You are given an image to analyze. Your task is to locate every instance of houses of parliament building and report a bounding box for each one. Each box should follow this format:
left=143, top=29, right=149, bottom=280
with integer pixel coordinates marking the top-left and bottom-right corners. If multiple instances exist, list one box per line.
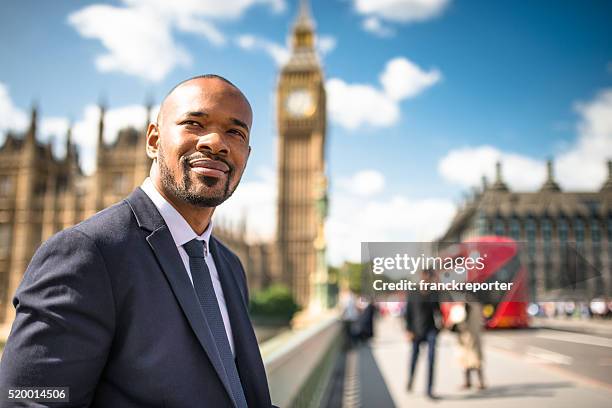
left=0, top=0, right=329, bottom=326
left=439, top=160, right=612, bottom=302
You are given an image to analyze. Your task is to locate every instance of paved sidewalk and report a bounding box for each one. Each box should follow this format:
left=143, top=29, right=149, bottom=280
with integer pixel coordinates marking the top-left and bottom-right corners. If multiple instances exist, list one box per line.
left=360, top=316, right=612, bottom=408
left=531, top=317, right=612, bottom=337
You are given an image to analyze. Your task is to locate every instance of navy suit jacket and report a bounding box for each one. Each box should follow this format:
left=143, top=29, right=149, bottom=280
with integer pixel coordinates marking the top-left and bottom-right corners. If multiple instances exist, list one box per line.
left=0, top=187, right=273, bottom=407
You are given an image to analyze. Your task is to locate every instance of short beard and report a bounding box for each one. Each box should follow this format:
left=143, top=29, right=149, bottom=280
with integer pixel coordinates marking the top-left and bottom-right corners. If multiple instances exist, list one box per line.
left=158, top=146, right=236, bottom=208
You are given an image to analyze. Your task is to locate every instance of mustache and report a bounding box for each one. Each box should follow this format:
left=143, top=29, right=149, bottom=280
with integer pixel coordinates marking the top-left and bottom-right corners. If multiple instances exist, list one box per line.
left=182, top=153, right=234, bottom=172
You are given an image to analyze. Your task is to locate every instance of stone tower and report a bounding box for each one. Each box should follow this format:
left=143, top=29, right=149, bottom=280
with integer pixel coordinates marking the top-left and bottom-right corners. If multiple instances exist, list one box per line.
left=276, top=0, right=328, bottom=307
left=89, top=100, right=153, bottom=216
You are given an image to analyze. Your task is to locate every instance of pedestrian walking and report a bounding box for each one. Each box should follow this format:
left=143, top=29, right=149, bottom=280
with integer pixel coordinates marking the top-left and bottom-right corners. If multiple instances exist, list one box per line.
left=457, top=301, right=486, bottom=390
left=359, top=300, right=377, bottom=342
left=342, top=292, right=360, bottom=349
left=404, top=269, right=442, bottom=399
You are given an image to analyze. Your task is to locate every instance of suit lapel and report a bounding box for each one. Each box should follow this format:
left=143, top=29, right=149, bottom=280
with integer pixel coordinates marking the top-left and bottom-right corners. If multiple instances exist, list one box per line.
left=211, top=238, right=272, bottom=407
left=125, top=188, right=237, bottom=408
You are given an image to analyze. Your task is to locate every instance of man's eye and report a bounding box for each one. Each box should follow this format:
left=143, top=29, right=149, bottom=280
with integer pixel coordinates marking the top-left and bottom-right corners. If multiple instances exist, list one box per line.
left=229, top=129, right=246, bottom=139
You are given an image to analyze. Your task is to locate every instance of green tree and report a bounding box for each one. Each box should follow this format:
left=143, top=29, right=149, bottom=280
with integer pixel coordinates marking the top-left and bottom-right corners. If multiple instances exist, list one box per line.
left=249, top=284, right=300, bottom=323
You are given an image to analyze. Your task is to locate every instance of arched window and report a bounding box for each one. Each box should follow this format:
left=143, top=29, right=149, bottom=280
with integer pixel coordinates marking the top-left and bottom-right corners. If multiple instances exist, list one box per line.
left=477, top=211, right=487, bottom=235
left=495, top=217, right=505, bottom=236
left=591, top=218, right=601, bottom=243
left=542, top=218, right=553, bottom=290
left=591, top=218, right=602, bottom=268
left=510, top=218, right=521, bottom=240
left=558, top=218, right=568, bottom=243
left=542, top=219, right=552, bottom=243
left=574, top=218, right=585, bottom=247
left=526, top=217, right=536, bottom=258
left=0, top=176, right=12, bottom=196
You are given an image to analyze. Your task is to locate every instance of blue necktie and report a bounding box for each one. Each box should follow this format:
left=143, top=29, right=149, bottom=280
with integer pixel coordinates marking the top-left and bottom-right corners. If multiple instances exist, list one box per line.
left=183, top=239, right=248, bottom=408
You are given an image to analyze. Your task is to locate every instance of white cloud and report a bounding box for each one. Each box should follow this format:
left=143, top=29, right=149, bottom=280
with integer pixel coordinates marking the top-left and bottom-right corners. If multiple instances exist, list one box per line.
left=0, top=82, right=28, bottom=138
left=175, top=15, right=226, bottom=46
left=39, top=117, right=71, bottom=157
left=326, top=57, right=440, bottom=130
left=557, top=88, right=612, bottom=189
left=68, top=0, right=286, bottom=81
left=235, top=33, right=336, bottom=66
left=317, top=35, right=337, bottom=56
left=438, top=146, right=546, bottom=191
left=338, top=169, right=386, bottom=197
left=235, top=34, right=290, bottom=66
left=326, top=78, right=399, bottom=129
left=438, top=89, right=612, bottom=191
left=380, top=57, right=442, bottom=101
left=362, top=16, right=395, bottom=37
left=40, top=117, right=70, bottom=140
left=68, top=5, right=191, bottom=82
left=327, top=187, right=455, bottom=264
left=123, top=0, right=285, bottom=19
left=354, top=0, right=451, bottom=37
left=354, top=0, right=450, bottom=23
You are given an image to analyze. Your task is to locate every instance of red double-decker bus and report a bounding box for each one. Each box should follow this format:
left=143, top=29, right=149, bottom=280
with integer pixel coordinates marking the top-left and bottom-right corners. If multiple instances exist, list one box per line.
left=439, top=236, right=529, bottom=329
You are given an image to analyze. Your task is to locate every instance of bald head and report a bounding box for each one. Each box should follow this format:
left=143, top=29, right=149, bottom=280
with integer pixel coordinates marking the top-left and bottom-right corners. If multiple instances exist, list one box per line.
left=157, top=75, right=252, bottom=127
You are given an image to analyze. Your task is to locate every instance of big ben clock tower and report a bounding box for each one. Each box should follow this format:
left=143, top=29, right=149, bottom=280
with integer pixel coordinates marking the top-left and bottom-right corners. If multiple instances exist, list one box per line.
left=276, top=0, right=328, bottom=308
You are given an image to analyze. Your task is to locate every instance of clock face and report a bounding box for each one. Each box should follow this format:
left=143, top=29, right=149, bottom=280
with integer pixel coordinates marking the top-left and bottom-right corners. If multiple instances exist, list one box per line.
left=285, top=89, right=315, bottom=118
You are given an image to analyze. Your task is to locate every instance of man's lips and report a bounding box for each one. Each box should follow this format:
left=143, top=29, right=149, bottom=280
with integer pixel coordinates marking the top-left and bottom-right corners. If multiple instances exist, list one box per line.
left=188, top=159, right=230, bottom=178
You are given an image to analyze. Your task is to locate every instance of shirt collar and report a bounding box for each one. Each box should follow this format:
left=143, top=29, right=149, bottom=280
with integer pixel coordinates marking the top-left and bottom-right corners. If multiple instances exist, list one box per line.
left=141, top=177, right=213, bottom=256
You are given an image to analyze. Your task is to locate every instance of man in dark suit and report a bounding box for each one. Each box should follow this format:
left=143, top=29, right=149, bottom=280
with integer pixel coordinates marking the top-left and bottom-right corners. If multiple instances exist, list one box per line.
left=404, top=269, right=441, bottom=400
left=0, top=75, right=274, bottom=407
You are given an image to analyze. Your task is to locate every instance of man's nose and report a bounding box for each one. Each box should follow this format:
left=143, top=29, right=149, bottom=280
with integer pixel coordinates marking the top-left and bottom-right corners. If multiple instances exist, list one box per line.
left=196, top=130, right=229, bottom=156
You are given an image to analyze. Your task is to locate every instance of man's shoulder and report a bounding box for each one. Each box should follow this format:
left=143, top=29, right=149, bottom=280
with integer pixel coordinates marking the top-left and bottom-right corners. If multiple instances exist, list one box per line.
left=78, top=200, right=136, bottom=235
left=48, top=200, right=138, bottom=248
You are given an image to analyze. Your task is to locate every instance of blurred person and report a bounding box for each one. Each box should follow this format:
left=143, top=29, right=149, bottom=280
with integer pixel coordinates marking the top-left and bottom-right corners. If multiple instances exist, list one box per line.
left=555, top=302, right=564, bottom=317
left=404, top=269, right=442, bottom=399
left=580, top=302, right=592, bottom=319
left=590, top=298, right=607, bottom=318
left=359, top=299, right=377, bottom=342
left=342, top=291, right=360, bottom=348
left=564, top=301, right=576, bottom=317
left=457, top=302, right=486, bottom=390
left=0, top=75, right=276, bottom=407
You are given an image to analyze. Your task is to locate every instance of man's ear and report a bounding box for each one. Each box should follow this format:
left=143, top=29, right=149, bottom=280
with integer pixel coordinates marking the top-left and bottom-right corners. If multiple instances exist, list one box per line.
left=146, top=122, right=160, bottom=160
left=239, top=145, right=251, bottom=174
left=244, top=145, right=252, bottom=168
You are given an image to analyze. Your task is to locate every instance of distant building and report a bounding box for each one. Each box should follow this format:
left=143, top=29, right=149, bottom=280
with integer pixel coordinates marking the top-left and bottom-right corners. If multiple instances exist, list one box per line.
left=438, top=160, right=612, bottom=301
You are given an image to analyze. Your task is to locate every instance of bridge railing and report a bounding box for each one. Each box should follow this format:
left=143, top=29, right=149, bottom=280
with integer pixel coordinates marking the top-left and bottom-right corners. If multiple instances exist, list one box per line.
left=261, top=312, right=342, bottom=408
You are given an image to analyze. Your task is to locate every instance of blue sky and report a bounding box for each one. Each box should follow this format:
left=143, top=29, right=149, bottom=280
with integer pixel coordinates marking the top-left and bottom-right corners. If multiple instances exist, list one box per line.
left=1, top=0, right=611, bottom=264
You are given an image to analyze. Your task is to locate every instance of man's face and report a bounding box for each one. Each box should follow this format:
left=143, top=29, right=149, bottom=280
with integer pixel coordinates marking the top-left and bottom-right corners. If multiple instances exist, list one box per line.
left=148, top=78, right=252, bottom=208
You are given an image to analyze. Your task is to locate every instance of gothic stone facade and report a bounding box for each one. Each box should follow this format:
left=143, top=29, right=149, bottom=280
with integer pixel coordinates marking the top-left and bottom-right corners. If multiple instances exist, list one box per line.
left=439, top=160, right=612, bottom=301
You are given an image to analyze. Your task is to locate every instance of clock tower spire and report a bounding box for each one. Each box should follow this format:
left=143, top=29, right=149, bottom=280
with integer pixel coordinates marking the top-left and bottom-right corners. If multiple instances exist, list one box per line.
left=276, top=0, right=328, bottom=308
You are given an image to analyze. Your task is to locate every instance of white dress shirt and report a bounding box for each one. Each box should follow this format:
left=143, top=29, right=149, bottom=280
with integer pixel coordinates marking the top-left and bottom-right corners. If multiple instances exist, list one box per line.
left=141, top=177, right=235, bottom=355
